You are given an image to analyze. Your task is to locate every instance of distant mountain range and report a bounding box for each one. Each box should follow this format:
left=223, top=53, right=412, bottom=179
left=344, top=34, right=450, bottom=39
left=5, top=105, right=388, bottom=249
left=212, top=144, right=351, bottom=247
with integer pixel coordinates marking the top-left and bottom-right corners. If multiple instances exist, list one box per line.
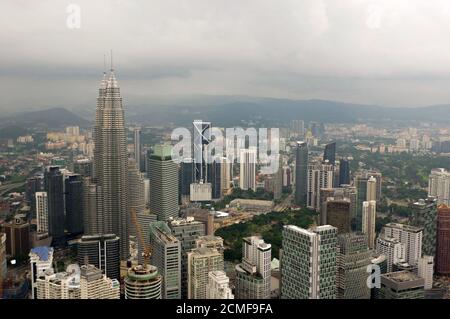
left=0, top=108, right=90, bottom=132
left=1, top=97, right=450, bottom=134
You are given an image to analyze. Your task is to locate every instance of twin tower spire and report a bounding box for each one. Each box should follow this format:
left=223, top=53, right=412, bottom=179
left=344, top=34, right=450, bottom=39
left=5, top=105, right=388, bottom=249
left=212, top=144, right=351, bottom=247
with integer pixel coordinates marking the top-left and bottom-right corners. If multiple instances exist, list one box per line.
left=100, top=51, right=119, bottom=92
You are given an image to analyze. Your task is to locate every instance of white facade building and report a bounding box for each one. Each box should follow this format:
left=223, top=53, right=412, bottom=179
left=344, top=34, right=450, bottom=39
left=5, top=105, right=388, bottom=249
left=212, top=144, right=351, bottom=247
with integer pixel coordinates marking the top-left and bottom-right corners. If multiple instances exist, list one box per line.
left=417, top=255, right=434, bottom=290
left=239, top=148, right=257, bottom=191
left=428, top=168, right=450, bottom=205
left=206, top=270, right=234, bottom=299
left=362, top=200, right=377, bottom=249
left=35, top=192, right=48, bottom=234
left=307, top=161, right=334, bottom=210
left=383, top=223, right=423, bottom=266
left=376, top=236, right=405, bottom=273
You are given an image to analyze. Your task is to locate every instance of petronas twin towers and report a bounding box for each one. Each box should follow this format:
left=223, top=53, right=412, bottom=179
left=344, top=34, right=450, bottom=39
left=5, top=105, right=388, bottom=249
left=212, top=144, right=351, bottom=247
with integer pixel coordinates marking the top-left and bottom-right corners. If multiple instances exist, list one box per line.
left=91, top=68, right=129, bottom=260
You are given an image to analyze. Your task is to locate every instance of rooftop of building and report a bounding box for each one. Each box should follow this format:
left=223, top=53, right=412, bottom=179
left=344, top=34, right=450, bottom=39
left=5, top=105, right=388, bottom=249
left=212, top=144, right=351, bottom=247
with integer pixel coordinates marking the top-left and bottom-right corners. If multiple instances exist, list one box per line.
left=29, top=246, right=53, bottom=261
left=384, top=222, right=423, bottom=233
left=382, top=270, right=422, bottom=283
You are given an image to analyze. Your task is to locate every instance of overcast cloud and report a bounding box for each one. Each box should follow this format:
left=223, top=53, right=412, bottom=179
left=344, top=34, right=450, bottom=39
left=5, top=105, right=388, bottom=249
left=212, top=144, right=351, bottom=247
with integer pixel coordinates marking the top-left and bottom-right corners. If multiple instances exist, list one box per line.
left=2, top=0, right=450, bottom=113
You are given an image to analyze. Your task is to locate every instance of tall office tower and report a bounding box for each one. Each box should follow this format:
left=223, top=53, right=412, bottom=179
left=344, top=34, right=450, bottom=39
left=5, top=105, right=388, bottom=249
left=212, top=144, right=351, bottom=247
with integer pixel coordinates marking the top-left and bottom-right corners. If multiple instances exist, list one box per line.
left=187, top=247, right=224, bottom=299
left=382, top=223, right=423, bottom=266
left=428, top=168, right=450, bottom=205
left=124, top=265, right=162, bottom=299
left=149, top=144, right=179, bottom=221
left=239, top=148, right=257, bottom=191
left=336, top=233, right=371, bottom=299
left=192, top=120, right=211, bottom=183
left=76, top=234, right=120, bottom=281
left=29, top=246, right=54, bottom=299
left=35, top=268, right=80, bottom=299
left=355, top=172, right=382, bottom=230
left=0, top=233, right=6, bottom=280
left=206, top=271, right=234, bottom=299
left=128, top=159, right=146, bottom=240
left=35, top=192, right=48, bottom=234
left=339, top=159, right=350, bottom=186
left=144, top=178, right=150, bottom=206
left=411, top=198, right=437, bottom=256
left=79, top=264, right=120, bottom=299
left=149, top=221, right=181, bottom=299
left=169, top=217, right=205, bottom=298
left=44, top=166, right=65, bottom=243
left=207, top=160, right=222, bottom=199
left=179, top=160, right=193, bottom=201
left=321, top=197, right=352, bottom=234
left=64, top=174, right=83, bottom=235
left=294, top=141, right=308, bottom=206
left=291, top=120, right=304, bottom=137
left=366, top=176, right=377, bottom=201
left=376, top=236, right=405, bottom=272
left=378, top=271, right=425, bottom=299
left=436, top=204, right=450, bottom=275
left=323, top=142, right=336, bottom=165
left=281, top=225, right=337, bottom=299
left=133, top=127, right=142, bottom=171
left=2, top=216, right=30, bottom=258
left=273, top=155, right=283, bottom=200
left=417, top=256, right=434, bottom=290
left=82, top=178, right=104, bottom=235
left=235, top=236, right=271, bottom=299
left=26, top=175, right=44, bottom=218
left=220, top=157, right=232, bottom=196
left=362, top=200, right=377, bottom=249
left=73, top=158, right=93, bottom=178
left=93, top=68, right=129, bottom=260
left=307, top=161, right=334, bottom=211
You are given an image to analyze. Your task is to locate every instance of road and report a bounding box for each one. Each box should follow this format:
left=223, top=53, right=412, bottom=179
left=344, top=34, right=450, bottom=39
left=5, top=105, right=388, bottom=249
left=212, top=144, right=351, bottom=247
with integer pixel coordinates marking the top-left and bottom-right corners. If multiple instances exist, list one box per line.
left=0, top=182, right=25, bottom=196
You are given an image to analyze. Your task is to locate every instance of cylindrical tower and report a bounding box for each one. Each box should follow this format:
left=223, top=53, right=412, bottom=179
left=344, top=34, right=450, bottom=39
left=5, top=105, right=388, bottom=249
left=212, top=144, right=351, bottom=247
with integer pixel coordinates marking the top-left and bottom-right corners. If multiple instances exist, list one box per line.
left=124, top=265, right=162, bottom=299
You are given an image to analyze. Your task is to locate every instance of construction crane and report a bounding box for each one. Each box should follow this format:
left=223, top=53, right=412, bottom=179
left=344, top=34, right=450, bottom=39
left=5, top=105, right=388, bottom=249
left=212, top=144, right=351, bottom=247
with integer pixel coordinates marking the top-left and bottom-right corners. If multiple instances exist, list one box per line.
left=130, top=208, right=151, bottom=267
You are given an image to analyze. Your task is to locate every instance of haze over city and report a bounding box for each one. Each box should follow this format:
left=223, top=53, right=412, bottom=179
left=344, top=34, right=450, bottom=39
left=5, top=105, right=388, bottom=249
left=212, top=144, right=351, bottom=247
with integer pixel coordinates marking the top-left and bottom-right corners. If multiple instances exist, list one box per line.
left=4, top=0, right=450, bottom=114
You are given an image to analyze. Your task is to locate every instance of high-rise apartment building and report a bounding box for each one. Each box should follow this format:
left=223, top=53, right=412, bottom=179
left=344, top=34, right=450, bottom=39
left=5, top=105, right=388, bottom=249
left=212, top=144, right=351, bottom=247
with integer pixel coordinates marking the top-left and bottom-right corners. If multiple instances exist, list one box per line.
left=417, top=255, right=434, bottom=290
left=149, top=144, right=179, bottom=221
left=149, top=221, right=181, bottom=299
left=307, top=161, right=334, bottom=210
left=428, top=168, right=450, bottom=205
left=76, top=234, right=120, bottom=281
left=235, top=236, right=271, bottom=299
left=294, top=141, right=308, bottom=206
left=376, top=236, right=405, bottom=272
left=436, top=204, right=450, bottom=275
left=206, top=271, right=234, bottom=299
left=281, top=225, right=337, bottom=299
left=187, top=247, right=224, bottom=299
left=26, top=175, right=44, bottom=218
left=80, top=264, right=120, bottom=299
left=382, top=223, right=423, bottom=266
left=336, top=233, right=371, bottom=299
left=29, top=246, right=54, bottom=299
left=239, top=148, right=257, bottom=191
left=362, top=200, right=377, bottom=249
left=35, top=192, right=48, bottom=234
left=93, top=69, right=129, bottom=260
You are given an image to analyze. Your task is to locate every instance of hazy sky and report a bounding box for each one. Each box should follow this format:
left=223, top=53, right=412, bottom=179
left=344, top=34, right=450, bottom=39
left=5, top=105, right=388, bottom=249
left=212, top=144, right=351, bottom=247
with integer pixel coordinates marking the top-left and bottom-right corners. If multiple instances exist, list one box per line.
left=3, top=0, right=450, bottom=113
